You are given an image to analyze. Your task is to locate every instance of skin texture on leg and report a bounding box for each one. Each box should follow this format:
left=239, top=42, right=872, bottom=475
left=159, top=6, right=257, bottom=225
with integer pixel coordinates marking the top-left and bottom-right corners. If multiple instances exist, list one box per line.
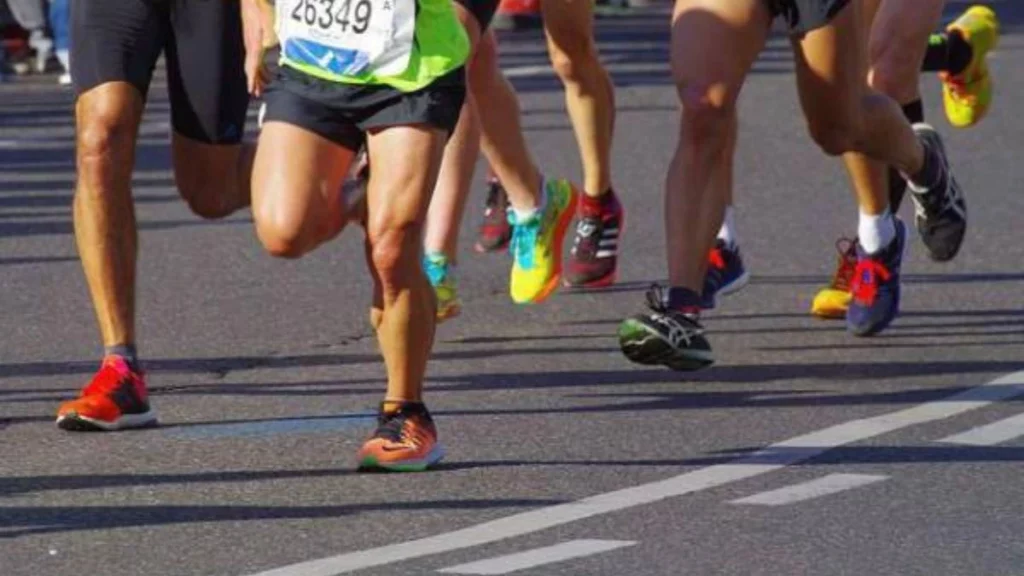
left=172, top=134, right=255, bottom=219
left=667, top=0, right=769, bottom=291
left=472, top=30, right=543, bottom=212
left=251, top=122, right=355, bottom=259
left=792, top=1, right=925, bottom=181
left=840, top=0, right=945, bottom=217
left=542, top=0, right=615, bottom=198
left=422, top=5, right=483, bottom=262
left=364, top=126, right=447, bottom=403
left=73, top=82, right=145, bottom=349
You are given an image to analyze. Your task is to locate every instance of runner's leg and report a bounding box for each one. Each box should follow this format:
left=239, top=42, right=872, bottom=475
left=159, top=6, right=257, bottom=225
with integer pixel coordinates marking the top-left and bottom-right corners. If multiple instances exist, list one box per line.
left=617, top=0, right=770, bottom=371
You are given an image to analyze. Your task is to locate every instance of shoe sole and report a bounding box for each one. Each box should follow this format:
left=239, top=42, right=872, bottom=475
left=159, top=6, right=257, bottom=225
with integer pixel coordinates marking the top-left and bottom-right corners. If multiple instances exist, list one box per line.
left=618, top=318, right=714, bottom=372
left=514, top=184, right=579, bottom=304
left=358, top=444, right=445, bottom=473
left=56, top=410, right=158, bottom=432
left=474, top=239, right=510, bottom=254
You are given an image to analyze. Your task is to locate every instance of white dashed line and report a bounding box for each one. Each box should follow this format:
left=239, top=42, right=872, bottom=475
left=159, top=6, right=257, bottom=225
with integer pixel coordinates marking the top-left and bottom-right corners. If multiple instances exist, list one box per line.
left=729, top=473, right=889, bottom=506
left=939, top=412, right=1024, bottom=446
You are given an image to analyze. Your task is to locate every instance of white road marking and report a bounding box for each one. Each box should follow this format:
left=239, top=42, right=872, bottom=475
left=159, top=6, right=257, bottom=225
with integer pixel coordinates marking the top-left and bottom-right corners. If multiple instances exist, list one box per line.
left=436, top=540, right=636, bottom=575
left=939, top=412, right=1024, bottom=446
left=729, top=473, right=888, bottom=506
left=246, top=370, right=1024, bottom=576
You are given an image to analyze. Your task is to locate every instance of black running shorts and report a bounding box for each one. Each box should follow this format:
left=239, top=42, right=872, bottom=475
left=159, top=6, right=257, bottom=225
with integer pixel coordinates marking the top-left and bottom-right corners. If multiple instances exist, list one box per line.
left=453, top=0, right=500, bottom=31
left=70, top=0, right=250, bottom=144
left=765, top=0, right=851, bottom=35
left=259, top=65, right=466, bottom=152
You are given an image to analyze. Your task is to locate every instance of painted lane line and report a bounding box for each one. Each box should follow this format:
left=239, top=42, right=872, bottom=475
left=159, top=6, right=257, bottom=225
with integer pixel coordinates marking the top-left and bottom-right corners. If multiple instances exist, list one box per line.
left=939, top=412, right=1024, bottom=446
left=436, top=540, right=636, bottom=575
left=729, top=473, right=888, bottom=506
left=246, top=370, right=1024, bottom=576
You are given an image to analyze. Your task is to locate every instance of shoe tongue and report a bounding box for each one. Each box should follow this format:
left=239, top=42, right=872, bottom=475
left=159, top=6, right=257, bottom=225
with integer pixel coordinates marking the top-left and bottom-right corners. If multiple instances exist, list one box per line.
left=102, top=355, right=132, bottom=375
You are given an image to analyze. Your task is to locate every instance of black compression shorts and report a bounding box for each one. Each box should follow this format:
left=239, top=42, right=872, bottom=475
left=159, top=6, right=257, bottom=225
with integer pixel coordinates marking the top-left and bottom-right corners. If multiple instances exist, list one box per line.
left=260, top=65, right=466, bottom=152
left=453, top=0, right=500, bottom=31
left=70, top=0, right=250, bottom=144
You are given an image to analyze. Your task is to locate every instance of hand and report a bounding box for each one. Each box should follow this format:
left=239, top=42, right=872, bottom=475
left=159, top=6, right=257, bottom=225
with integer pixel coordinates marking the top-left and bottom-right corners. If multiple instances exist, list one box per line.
left=242, top=0, right=273, bottom=97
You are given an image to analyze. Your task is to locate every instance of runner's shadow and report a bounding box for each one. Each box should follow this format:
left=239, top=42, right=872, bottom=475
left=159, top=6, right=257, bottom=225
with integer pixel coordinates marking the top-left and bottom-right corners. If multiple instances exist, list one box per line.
left=0, top=498, right=562, bottom=538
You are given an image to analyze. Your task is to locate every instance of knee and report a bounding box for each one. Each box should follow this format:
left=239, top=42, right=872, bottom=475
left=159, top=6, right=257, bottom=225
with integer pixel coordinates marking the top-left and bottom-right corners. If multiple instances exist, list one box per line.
left=368, top=220, right=422, bottom=291
left=806, top=109, right=863, bottom=157
left=177, top=169, right=235, bottom=220
left=548, top=35, right=598, bottom=84
left=174, top=142, right=244, bottom=220
left=678, top=83, right=735, bottom=149
left=75, top=102, right=136, bottom=183
left=867, top=33, right=922, bottom=104
left=254, top=203, right=309, bottom=260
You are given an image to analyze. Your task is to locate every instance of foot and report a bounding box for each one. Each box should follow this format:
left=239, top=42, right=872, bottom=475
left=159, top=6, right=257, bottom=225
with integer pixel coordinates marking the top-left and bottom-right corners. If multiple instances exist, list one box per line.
left=56, top=356, right=157, bottom=431
left=701, top=240, right=749, bottom=309
left=942, top=6, right=1000, bottom=128
left=564, top=189, right=624, bottom=289
left=357, top=402, right=444, bottom=472
left=618, top=285, right=713, bottom=371
left=423, top=253, right=462, bottom=323
left=908, top=124, right=967, bottom=262
left=475, top=177, right=512, bottom=253
left=846, top=219, right=907, bottom=337
left=508, top=178, right=578, bottom=304
left=810, top=237, right=857, bottom=319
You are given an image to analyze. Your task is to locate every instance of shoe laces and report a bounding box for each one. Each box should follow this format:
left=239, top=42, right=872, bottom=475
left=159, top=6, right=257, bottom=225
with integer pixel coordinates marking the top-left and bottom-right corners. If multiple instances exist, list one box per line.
left=850, top=258, right=892, bottom=306
left=831, top=238, right=859, bottom=292
left=644, top=285, right=702, bottom=347
left=373, top=406, right=431, bottom=447
left=422, top=255, right=449, bottom=287
left=571, top=215, right=602, bottom=259
left=82, top=358, right=135, bottom=397
left=509, top=212, right=541, bottom=270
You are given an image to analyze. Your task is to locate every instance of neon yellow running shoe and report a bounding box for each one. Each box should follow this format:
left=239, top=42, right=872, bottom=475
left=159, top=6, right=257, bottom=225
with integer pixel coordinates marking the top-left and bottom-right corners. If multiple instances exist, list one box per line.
left=423, top=253, right=461, bottom=322
left=508, top=178, right=578, bottom=304
left=941, top=6, right=1000, bottom=128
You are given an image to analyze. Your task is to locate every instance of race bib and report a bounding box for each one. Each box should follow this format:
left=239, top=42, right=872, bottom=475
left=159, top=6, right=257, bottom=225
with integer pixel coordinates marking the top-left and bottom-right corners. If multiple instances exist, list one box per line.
left=276, top=0, right=415, bottom=77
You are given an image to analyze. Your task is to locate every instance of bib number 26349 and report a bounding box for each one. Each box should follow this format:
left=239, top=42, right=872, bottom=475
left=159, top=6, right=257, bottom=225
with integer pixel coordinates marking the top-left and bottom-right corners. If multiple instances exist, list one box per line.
left=277, top=0, right=415, bottom=77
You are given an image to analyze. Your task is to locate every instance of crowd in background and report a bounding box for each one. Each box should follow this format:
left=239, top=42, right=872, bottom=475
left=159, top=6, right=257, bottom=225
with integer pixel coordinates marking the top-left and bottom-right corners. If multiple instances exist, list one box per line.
left=0, top=0, right=69, bottom=84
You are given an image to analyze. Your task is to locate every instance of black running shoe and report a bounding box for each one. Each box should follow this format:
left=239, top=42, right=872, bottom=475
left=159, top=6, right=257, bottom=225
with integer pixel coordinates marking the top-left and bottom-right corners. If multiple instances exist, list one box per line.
left=618, top=285, right=714, bottom=371
left=907, top=124, right=967, bottom=262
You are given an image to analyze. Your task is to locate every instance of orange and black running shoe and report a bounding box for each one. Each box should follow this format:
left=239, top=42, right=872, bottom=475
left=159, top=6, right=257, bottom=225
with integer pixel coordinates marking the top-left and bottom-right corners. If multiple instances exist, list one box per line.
left=357, top=402, right=444, bottom=472
left=56, top=356, right=156, bottom=431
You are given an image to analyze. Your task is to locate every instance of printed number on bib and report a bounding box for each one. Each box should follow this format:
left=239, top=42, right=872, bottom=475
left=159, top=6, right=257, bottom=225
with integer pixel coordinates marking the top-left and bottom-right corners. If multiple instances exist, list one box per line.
left=277, top=0, right=415, bottom=77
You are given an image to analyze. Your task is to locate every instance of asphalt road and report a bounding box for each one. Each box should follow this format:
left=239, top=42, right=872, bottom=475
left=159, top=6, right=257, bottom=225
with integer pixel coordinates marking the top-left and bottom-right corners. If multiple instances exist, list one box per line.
left=2, top=2, right=1023, bottom=575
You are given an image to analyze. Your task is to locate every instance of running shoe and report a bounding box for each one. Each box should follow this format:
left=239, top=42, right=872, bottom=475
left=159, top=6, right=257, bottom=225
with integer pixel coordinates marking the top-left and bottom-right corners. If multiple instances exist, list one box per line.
left=810, top=237, right=858, bottom=319
left=423, top=252, right=461, bottom=322
left=618, top=285, right=713, bottom=371
left=565, top=190, right=624, bottom=288
left=56, top=356, right=156, bottom=431
left=475, top=177, right=512, bottom=253
left=508, top=178, right=578, bottom=304
left=357, top=402, right=444, bottom=472
left=846, top=219, right=907, bottom=337
left=701, top=240, right=749, bottom=309
left=942, top=6, right=999, bottom=128
left=907, top=124, right=967, bottom=262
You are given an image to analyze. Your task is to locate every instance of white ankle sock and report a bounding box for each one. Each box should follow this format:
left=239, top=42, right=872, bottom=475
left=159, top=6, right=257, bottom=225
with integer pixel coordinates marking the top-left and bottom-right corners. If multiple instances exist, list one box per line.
left=717, top=206, right=738, bottom=247
left=858, top=207, right=896, bottom=254
left=511, top=177, right=546, bottom=223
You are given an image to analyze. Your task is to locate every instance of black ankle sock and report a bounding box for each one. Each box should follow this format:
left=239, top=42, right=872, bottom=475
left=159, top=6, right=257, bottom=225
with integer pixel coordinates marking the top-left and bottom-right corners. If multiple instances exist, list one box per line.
left=921, top=32, right=974, bottom=75
left=666, top=287, right=702, bottom=314
left=888, top=100, right=924, bottom=212
left=104, top=344, right=139, bottom=370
